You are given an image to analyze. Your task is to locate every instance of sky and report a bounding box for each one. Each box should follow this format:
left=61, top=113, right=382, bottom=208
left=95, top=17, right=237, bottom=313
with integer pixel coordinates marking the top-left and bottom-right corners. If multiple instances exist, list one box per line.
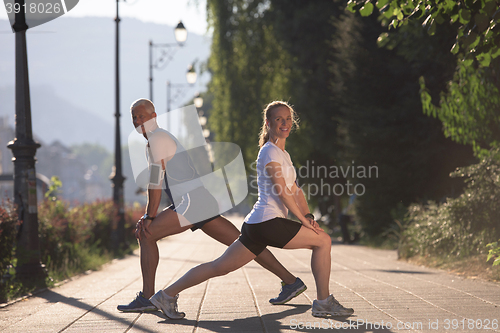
left=0, top=0, right=209, bottom=35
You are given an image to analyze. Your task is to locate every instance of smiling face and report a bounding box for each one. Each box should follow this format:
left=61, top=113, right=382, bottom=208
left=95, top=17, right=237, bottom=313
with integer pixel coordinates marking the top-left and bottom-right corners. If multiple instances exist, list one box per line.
left=267, top=105, right=293, bottom=141
left=131, top=104, right=156, bottom=135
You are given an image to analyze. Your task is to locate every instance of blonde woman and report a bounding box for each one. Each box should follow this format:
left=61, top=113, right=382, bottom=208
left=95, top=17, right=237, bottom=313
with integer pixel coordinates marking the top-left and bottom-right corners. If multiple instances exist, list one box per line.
left=150, top=101, right=354, bottom=319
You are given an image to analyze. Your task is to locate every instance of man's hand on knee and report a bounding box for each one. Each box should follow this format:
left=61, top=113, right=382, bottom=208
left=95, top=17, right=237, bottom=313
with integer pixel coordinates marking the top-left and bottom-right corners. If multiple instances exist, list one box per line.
left=135, top=218, right=153, bottom=240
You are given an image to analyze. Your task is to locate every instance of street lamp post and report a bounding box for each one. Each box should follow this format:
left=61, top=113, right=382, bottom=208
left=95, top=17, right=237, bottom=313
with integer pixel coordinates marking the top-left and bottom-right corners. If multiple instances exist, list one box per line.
left=8, top=0, right=46, bottom=281
left=166, top=64, right=197, bottom=112
left=110, top=0, right=126, bottom=250
left=149, top=21, right=187, bottom=102
left=166, top=65, right=197, bottom=131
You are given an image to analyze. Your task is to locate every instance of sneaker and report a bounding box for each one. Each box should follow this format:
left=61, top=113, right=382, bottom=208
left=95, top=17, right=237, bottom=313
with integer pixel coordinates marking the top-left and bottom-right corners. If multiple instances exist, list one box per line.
left=117, top=291, right=157, bottom=313
left=150, top=290, right=186, bottom=319
left=312, top=295, right=354, bottom=317
left=269, top=277, right=307, bottom=305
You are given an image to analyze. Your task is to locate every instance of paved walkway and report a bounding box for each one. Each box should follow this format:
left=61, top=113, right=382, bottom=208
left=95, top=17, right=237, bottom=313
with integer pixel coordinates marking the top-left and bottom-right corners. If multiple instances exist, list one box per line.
left=1, top=215, right=499, bottom=333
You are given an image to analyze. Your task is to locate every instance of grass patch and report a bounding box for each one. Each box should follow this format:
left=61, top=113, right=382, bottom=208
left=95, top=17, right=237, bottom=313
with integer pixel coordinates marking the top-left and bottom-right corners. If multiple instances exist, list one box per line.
left=405, top=254, right=500, bottom=283
left=45, top=245, right=113, bottom=282
left=390, top=149, right=500, bottom=283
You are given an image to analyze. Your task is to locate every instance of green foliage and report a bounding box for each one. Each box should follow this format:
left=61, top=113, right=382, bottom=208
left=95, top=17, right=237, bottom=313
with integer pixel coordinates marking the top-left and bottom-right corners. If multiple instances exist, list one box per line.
left=45, top=176, right=62, bottom=200
left=420, top=59, right=500, bottom=156
left=206, top=0, right=474, bottom=237
left=359, top=2, right=374, bottom=17
left=331, top=12, right=472, bottom=236
left=340, top=0, right=500, bottom=250
left=347, top=0, right=500, bottom=66
left=37, top=199, right=137, bottom=279
left=347, top=0, right=500, bottom=162
left=399, top=148, right=500, bottom=259
left=207, top=0, right=281, bottom=166
left=206, top=0, right=342, bottom=169
left=207, top=0, right=367, bottom=220
left=0, top=203, right=19, bottom=302
left=264, top=0, right=344, bottom=164
left=487, top=240, right=500, bottom=266
left=0, top=199, right=142, bottom=303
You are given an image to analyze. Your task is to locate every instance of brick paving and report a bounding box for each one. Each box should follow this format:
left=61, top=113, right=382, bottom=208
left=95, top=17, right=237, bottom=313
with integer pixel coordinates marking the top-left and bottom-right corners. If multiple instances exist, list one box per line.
left=1, top=215, right=499, bottom=333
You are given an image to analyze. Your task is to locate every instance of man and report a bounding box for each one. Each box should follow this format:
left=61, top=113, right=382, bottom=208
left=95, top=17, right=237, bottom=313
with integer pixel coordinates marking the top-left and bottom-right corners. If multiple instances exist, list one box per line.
left=117, top=99, right=307, bottom=312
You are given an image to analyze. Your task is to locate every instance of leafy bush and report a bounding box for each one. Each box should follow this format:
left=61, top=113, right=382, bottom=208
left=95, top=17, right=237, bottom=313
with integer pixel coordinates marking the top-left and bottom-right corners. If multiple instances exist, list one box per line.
left=38, top=199, right=139, bottom=280
left=0, top=198, right=141, bottom=302
left=399, top=148, right=500, bottom=259
left=487, top=241, right=500, bottom=267
left=0, top=203, right=19, bottom=302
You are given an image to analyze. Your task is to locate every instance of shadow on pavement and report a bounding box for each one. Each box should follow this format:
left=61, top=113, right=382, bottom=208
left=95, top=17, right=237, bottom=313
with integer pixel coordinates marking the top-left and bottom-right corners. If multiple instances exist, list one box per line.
left=34, top=289, right=158, bottom=333
left=376, top=269, right=434, bottom=275
left=153, top=305, right=396, bottom=332
left=156, top=305, right=308, bottom=332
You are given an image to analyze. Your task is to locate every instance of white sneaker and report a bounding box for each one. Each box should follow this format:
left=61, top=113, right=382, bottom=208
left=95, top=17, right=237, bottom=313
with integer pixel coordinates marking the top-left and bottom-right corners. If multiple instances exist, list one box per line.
left=312, top=295, right=354, bottom=317
left=150, top=290, right=186, bottom=319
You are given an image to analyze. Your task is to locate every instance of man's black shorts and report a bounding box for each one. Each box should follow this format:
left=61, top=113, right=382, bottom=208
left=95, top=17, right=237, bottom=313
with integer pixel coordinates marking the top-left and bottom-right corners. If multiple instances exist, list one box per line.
left=166, top=187, right=220, bottom=231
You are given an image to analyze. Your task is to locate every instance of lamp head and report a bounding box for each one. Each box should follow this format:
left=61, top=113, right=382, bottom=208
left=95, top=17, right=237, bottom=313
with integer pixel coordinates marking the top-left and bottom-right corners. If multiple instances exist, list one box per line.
left=194, top=93, right=203, bottom=108
left=174, top=21, right=187, bottom=45
left=186, top=64, right=197, bottom=84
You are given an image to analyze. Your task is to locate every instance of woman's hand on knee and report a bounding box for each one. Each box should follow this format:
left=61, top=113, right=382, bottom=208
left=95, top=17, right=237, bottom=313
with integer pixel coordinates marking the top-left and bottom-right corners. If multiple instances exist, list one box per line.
left=303, top=217, right=322, bottom=234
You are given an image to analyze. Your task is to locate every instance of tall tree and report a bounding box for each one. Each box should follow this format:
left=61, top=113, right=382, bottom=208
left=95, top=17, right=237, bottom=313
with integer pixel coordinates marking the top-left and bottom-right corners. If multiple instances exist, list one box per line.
left=206, top=0, right=345, bottom=202
left=347, top=0, right=500, bottom=66
left=331, top=12, right=473, bottom=235
left=347, top=0, right=500, bottom=156
left=420, top=58, right=500, bottom=155
left=207, top=0, right=292, bottom=166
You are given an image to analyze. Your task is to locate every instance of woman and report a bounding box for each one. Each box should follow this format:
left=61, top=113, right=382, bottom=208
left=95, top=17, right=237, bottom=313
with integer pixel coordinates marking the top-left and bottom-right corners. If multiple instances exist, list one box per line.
left=150, top=101, right=354, bottom=319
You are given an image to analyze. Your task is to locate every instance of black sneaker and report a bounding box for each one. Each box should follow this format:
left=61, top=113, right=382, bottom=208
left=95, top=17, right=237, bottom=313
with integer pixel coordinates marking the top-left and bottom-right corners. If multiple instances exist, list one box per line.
left=269, top=277, right=307, bottom=305
left=117, top=292, right=157, bottom=313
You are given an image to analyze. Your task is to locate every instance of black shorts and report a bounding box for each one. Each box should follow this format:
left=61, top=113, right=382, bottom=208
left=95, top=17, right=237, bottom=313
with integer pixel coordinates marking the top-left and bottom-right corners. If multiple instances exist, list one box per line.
left=166, top=187, right=220, bottom=231
left=238, top=217, right=302, bottom=256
